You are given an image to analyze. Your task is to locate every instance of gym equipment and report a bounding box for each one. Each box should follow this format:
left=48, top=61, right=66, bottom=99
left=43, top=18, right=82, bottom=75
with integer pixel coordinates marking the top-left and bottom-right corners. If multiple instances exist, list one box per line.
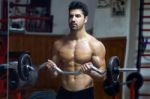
left=104, top=72, right=143, bottom=96
left=104, top=56, right=143, bottom=96
left=0, top=53, right=37, bottom=89
left=0, top=64, right=19, bottom=90
left=17, top=53, right=106, bottom=81
left=107, top=56, right=138, bottom=83
left=103, top=79, right=120, bottom=96
left=17, top=53, right=34, bottom=81
left=1, top=53, right=143, bottom=97
left=126, top=72, right=143, bottom=90
left=17, top=54, right=143, bottom=88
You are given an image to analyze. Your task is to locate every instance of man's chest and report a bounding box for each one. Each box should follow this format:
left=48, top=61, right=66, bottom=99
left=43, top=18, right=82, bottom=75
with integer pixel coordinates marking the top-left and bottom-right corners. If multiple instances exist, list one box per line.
left=58, top=41, right=93, bottom=62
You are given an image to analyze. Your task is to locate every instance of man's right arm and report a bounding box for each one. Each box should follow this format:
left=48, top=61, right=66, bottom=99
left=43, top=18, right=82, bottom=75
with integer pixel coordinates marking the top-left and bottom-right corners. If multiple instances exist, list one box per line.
left=47, top=41, right=60, bottom=78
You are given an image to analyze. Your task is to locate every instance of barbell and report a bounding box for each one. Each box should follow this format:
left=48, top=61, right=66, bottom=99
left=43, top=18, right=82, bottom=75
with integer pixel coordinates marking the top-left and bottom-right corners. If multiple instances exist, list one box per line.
left=17, top=54, right=140, bottom=83
left=1, top=53, right=143, bottom=95
left=17, top=53, right=106, bottom=81
left=16, top=54, right=143, bottom=97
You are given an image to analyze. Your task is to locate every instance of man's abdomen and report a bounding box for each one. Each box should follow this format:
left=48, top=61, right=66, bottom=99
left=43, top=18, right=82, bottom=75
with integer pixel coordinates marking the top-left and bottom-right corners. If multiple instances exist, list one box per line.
left=61, top=74, right=93, bottom=91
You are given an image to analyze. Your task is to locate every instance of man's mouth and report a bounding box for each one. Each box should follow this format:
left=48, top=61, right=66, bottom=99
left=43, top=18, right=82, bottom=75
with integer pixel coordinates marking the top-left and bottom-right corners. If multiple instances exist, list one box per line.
left=71, top=23, right=77, bottom=26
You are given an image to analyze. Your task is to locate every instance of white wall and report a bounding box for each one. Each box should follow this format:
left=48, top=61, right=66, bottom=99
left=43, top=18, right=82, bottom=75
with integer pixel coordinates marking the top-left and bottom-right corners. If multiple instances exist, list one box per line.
left=93, top=0, right=130, bottom=38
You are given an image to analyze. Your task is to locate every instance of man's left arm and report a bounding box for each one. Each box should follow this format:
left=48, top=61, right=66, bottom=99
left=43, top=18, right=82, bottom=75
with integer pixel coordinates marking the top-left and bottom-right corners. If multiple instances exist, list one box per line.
left=89, top=41, right=106, bottom=81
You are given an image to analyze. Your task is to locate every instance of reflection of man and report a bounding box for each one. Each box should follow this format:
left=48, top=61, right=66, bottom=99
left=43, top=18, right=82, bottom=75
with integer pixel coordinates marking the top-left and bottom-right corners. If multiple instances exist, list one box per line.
left=46, top=1, right=106, bottom=99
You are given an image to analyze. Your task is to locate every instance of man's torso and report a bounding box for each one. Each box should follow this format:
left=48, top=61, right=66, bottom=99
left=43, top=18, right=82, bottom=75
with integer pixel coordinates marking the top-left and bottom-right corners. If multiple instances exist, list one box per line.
left=56, top=35, right=96, bottom=91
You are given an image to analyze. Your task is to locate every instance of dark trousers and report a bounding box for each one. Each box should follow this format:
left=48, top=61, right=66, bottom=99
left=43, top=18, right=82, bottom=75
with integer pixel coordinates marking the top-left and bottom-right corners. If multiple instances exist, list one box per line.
left=56, top=87, right=94, bottom=99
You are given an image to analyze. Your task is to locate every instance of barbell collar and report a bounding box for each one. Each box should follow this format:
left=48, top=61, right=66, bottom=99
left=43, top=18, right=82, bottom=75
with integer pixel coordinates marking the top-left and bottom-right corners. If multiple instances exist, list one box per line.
left=26, top=65, right=35, bottom=71
left=118, top=68, right=138, bottom=72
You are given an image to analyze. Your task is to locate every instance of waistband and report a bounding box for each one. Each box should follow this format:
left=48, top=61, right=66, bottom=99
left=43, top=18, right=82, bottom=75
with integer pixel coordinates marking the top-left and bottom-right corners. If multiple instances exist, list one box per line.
left=59, top=86, right=94, bottom=94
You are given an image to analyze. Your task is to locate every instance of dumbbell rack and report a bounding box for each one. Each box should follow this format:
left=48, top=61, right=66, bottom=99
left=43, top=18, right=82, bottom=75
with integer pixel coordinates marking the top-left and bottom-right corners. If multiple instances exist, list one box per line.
left=137, top=0, right=150, bottom=98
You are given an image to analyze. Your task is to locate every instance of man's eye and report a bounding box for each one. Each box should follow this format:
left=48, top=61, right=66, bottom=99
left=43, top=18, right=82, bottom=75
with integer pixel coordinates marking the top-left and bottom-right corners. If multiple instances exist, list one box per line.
left=69, top=15, right=73, bottom=18
left=76, top=15, right=81, bottom=17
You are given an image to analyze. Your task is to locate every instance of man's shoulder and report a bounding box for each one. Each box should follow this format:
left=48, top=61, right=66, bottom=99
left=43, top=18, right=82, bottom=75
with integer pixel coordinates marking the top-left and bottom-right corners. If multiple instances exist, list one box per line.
left=54, top=39, right=63, bottom=47
left=88, top=34, right=101, bottom=43
left=53, top=37, right=66, bottom=47
left=88, top=35, right=105, bottom=49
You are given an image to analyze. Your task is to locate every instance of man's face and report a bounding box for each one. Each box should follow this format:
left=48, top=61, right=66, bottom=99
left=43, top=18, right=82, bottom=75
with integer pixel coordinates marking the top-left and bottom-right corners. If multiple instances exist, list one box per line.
left=69, top=9, right=87, bottom=31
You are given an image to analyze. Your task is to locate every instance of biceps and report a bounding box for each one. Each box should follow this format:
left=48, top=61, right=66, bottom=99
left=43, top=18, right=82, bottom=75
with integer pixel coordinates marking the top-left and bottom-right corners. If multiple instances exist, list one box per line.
left=92, top=56, right=106, bottom=70
left=52, top=55, right=60, bottom=65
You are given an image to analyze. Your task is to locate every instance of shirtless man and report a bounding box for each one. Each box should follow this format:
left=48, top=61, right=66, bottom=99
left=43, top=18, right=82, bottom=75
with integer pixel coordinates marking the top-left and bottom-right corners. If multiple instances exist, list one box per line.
left=46, top=1, right=106, bottom=99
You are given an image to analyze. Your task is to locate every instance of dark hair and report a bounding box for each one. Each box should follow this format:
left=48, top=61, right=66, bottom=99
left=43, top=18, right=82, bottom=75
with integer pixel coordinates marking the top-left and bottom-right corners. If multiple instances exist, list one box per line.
left=69, top=1, right=88, bottom=17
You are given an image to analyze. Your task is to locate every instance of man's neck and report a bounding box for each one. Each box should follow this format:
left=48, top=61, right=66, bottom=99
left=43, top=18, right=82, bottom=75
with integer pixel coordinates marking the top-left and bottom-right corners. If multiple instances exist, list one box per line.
left=69, top=29, right=87, bottom=40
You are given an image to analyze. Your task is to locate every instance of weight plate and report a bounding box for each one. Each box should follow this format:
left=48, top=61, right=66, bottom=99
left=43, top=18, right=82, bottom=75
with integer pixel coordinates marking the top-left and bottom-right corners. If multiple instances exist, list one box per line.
left=107, top=56, right=120, bottom=83
left=28, top=70, right=38, bottom=85
left=0, top=65, right=6, bottom=79
left=8, top=68, right=19, bottom=90
left=18, top=53, right=32, bottom=81
left=126, top=72, right=143, bottom=90
left=103, top=79, right=120, bottom=96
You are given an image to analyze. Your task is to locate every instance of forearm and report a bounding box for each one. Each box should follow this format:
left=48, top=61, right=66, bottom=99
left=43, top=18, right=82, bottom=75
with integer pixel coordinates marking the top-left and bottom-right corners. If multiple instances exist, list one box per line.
left=89, top=70, right=106, bottom=82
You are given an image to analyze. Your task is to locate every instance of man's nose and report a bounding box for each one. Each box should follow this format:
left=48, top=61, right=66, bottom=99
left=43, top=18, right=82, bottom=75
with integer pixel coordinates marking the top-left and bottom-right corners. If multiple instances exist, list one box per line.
left=72, top=16, right=76, bottom=21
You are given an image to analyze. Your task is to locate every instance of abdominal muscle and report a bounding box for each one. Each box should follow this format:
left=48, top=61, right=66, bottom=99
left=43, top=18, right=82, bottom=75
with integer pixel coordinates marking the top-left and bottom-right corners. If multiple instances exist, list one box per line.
left=60, top=64, right=93, bottom=91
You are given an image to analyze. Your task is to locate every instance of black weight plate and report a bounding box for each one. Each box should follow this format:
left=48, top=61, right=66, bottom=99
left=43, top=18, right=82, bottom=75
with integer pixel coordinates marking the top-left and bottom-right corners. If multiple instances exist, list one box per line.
left=107, top=56, right=120, bottom=83
left=18, top=53, right=32, bottom=81
left=8, top=68, right=19, bottom=90
left=103, top=79, right=120, bottom=96
left=0, top=65, right=7, bottom=79
left=126, top=72, right=143, bottom=90
left=28, top=70, right=38, bottom=85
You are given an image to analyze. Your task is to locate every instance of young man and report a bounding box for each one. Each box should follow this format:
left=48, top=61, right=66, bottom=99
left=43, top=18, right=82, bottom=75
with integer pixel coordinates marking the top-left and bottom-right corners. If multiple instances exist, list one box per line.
left=46, top=1, right=106, bottom=99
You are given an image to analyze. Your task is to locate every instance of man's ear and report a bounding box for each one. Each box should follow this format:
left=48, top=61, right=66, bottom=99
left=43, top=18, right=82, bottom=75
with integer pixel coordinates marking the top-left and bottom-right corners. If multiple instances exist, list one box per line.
left=84, top=16, right=88, bottom=23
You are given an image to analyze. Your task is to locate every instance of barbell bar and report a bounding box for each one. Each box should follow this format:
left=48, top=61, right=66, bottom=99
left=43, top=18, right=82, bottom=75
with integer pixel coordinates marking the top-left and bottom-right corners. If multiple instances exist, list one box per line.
left=17, top=53, right=106, bottom=81
left=46, top=61, right=106, bottom=76
left=118, top=68, right=138, bottom=72
left=38, top=62, right=82, bottom=75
